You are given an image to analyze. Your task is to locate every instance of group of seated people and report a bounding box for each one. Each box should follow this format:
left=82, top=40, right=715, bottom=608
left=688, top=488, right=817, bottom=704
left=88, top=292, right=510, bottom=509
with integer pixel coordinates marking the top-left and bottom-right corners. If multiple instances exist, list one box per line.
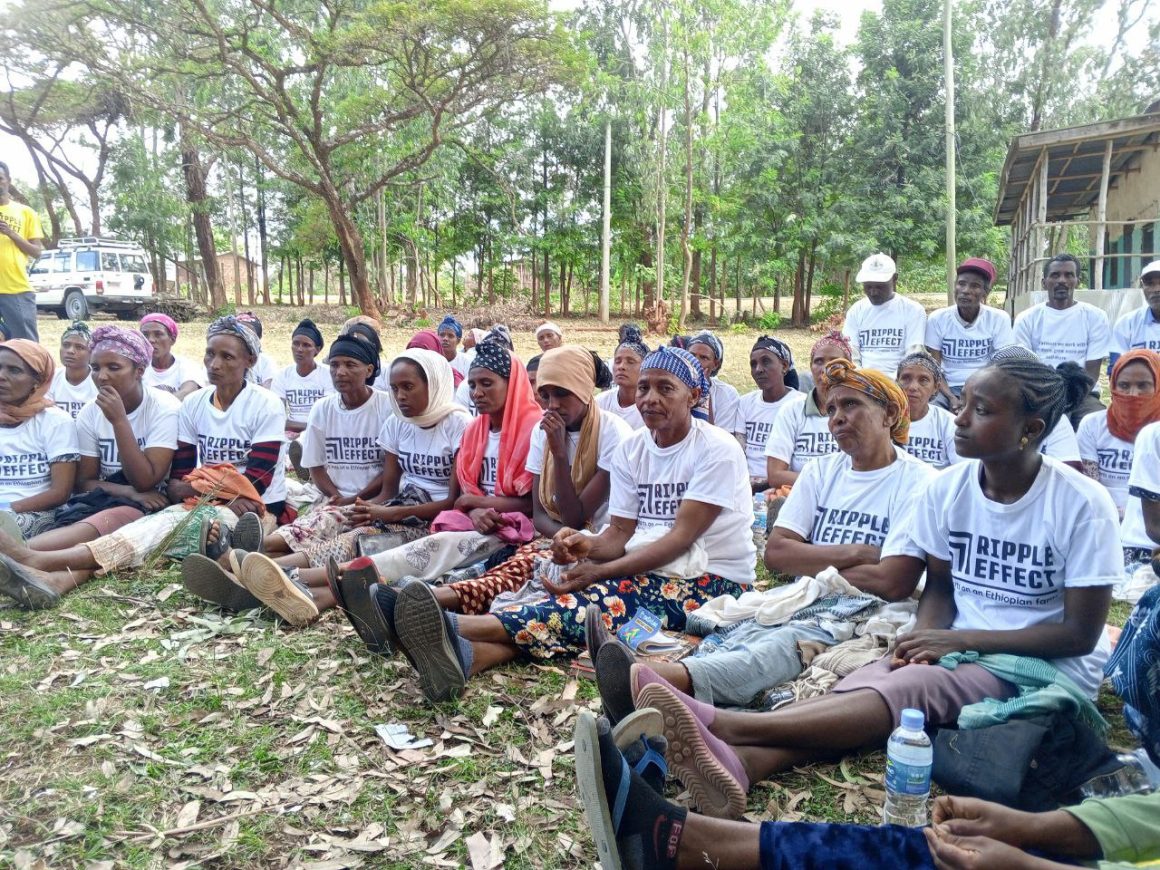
left=0, top=265, right=1157, bottom=869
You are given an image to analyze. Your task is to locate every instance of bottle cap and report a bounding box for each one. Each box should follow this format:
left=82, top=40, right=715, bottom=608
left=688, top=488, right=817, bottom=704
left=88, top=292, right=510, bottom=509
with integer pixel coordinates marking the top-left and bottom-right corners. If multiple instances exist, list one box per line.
left=900, top=708, right=925, bottom=731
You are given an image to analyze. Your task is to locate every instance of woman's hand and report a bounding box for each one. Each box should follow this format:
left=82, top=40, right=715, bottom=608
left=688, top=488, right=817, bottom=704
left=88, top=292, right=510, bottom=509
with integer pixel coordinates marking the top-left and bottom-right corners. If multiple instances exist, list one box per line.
left=130, top=489, right=170, bottom=513
left=540, top=409, right=569, bottom=457
left=545, top=560, right=604, bottom=595
left=931, top=796, right=1032, bottom=848
left=923, top=828, right=1040, bottom=870
left=328, top=494, right=357, bottom=508
left=469, top=507, right=507, bottom=535
left=552, top=528, right=593, bottom=564
left=347, top=498, right=402, bottom=527
left=454, top=493, right=483, bottom=512
left=891, top=630, right=964, bottom=666
left=94, top=385, right=129, bottom=422
left=227, top=496, right=263, bottom=518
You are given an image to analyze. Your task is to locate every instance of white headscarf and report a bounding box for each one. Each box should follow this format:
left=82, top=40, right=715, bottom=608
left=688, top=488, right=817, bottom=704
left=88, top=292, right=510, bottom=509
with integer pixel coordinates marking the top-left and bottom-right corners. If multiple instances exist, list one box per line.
left=387, top=348, right=468, bottom=428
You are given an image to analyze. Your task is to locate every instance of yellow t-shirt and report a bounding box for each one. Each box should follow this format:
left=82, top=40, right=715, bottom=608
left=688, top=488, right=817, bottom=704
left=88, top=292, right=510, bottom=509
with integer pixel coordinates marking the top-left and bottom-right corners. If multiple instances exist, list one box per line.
left=0, top=201, right=43, bottom=295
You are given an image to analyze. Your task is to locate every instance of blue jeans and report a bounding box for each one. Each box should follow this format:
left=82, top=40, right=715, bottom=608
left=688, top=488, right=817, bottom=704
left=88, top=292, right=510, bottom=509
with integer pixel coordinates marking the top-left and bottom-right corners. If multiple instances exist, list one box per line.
left=684, top=619, right=839, bottom=706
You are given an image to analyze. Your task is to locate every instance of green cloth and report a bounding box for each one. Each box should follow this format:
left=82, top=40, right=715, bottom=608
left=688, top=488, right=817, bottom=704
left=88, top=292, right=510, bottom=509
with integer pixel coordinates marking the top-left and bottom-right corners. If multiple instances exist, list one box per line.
left=1065, top=792, right=1160, bottom=868
left=937, top=651, right=1106, bottom=735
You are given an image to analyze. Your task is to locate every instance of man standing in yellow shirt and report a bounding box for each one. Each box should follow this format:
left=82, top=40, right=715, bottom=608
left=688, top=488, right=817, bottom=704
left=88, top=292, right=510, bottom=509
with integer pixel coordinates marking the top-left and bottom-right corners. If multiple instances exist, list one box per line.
left=0, top=162, right=45, bottom=340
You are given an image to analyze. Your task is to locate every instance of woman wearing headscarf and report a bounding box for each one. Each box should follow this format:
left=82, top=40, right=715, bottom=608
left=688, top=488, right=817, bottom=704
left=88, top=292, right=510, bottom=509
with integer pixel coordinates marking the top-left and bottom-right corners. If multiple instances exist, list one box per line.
left=687, top=331, right=741, bottom=435
left=220, top=338, right=540, bottom=628
left=593, top=359, right=933, bottom=720
left=23, top=326, right=181, bottom=552
left=139, top=313, right=203, bottom=399
left=47, top=321, right=97, bottom=419
left=235, top=311, right=278, bottom=387
left=373, top=346, right=754, bottom=703
left=454, top=325, right=514, bottom=413
left=1077, top=349, right=1160, bottom=576
left=408, top=330, right=464, bottom=386
left=0, top=317, right=286, bottom=609
left=0, top=340, right=79, bottom=538
left=764, top=330, right=852, bottom=490
left=272, top=318, right=333, bottom=437
left=339, top=316, right=390, bottom=393
left=736, top=336, right=801, bottom=490
left=437, top=315, right=471, bottom=379
left=596, top=325, right=649, bottom=430
left=896, top=350, right=959, bottom=469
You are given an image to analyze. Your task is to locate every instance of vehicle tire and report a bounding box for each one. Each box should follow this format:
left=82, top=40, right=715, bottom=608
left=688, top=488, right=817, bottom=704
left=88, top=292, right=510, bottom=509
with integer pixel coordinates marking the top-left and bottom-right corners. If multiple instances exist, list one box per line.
left=64, top=291, right=89, bottom=321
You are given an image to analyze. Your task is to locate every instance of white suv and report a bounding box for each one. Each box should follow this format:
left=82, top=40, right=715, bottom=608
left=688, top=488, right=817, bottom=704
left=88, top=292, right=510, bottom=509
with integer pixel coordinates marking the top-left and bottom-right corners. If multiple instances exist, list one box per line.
left=29, top=237, right=154, bottom=320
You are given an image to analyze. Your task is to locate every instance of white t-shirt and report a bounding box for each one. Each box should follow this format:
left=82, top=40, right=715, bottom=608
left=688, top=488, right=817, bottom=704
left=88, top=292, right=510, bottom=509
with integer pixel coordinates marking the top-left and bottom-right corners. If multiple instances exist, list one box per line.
left=904, top=405, right=959, bottom=469
left=910, top=457, right=1121, bottom=697
left=144, top=355, right=204, bottom=395
left=1075, top=410, right=1134, bottom=512
left=378, top=409, right=471, bottom=501
left=76, top=387, right=181, bottom=481
left=737, top=389, right=802, bottom=477
left=450, top=351, right=472, bottom=379
left=480, top=430, right=501, bottom=495
left=272, top=363, right=335, bottom=425
left=1040, top=417, right=1080, bottom=464
left=178, top=383, right=287, bottom=505
left=453, top=379, right=478, bottom=416
left=775, top=447, right=932, bottom=560
left=1120, top=420, right=1160, bottom=551
left=709, top=379, right=742, bottom=435
left=252, top=352, right=278, bottom=387
left=842, top=294, right=928, bottom=373
left=595, top=388, right=645, bottom=430
left=925, top=305, right=1016, bottom=387
left=0, top=406, right=79, bottom=503
left=1110, top=306, right=1160, bottom=359
left=764, top=391, right=838, bottom=472
left=47, top=368, right=98, bottom=419
left=1013, top=302, right=1111, bottom=368
left=525, top=411, right=632, bottom=529
left=372, top=367, right=392, bottom=393
left=301, top=391, right=394, bottom=498
left=608, top=419, right=756, bottom=584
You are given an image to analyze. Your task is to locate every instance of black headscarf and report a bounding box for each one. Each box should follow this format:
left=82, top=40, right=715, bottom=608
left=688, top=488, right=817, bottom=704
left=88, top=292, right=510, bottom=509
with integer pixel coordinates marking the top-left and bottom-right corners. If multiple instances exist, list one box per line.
left=293, top=318, right=324, bottom=349
left=328, top=335, right=380, bottom=386
left=471, top=339, right=512, bottom=379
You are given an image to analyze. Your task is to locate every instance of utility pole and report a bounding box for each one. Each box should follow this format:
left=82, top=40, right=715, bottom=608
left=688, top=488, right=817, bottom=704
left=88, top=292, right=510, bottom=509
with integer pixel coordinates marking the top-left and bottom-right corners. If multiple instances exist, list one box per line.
left=944, top=0, right=957, bottom=304
left=600, top=119, right=612, bottom=322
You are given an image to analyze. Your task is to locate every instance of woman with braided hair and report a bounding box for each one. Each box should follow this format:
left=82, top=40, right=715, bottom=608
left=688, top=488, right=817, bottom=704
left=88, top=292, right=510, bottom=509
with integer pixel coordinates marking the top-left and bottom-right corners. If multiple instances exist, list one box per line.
left=595, top=324, right=650, bottom=430
left=47, top=320, right=97, bottom=418
left=616, top=353, right=1121, bottom=820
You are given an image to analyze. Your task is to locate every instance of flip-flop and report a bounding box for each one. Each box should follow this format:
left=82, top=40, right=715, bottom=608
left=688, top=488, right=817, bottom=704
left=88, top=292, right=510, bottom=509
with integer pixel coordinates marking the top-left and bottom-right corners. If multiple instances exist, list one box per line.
left=574, top=710, right=624, bottom=870
left=611, top=708, right=668, bottom=792
left=199, top=518, right=232, bottom=562
left=585, top=603, right=614, bottom=665
left=595, top=642, right=638, bottom=726
left=238, top=553, right=318, bottom=627
left=182, top=554, right=262, bottom=611
left=394, top=580, right=466, bottom=703
left=232, top=512, right=264, bottom=554
left=0, top=554, right=59, bottom=610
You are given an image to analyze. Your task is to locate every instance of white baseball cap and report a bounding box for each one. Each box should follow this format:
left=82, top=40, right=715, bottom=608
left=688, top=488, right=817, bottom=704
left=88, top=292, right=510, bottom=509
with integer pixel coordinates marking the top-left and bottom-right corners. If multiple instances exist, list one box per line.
left=1141, top=261, right=1160, bottom=279
left=856, top=253, right=898, bottom=283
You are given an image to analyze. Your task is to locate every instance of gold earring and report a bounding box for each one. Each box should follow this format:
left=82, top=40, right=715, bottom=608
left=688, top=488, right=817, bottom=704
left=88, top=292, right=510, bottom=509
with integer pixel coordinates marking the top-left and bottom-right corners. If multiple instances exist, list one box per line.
left=1019, top=435, right=1029, bottom=450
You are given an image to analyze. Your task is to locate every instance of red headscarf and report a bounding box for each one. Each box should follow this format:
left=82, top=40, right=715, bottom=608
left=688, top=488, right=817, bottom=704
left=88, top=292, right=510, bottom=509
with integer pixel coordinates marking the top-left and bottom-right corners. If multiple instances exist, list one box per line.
left=407, top=330, right=462, bottom=385
left=1107, top=349, right=1160, bottom=442
left=456, top=354, right=541, bottom=497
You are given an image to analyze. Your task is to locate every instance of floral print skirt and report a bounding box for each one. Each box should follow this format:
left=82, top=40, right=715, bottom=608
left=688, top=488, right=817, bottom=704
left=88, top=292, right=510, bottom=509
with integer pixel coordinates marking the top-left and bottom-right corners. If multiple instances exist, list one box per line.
left=493, top=572, right=742, bottom=661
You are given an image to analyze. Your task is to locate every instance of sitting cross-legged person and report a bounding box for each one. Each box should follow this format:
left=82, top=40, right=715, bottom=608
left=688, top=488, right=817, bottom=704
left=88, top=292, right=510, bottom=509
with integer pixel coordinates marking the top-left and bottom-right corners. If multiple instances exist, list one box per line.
left=22, top=327, right=180, bottom=554
left=736, top=336, right=802, bottom=491
left=592, top=360, right=932, bottom=721
left=220, top=337, right=540, bottom=627
left=615, top=354, right=1121, bottom=820
left=347, top=344, right=631, bottom=633
left=0, top=317, right=286, bottom=609
left=46, top=321, right=97, bottom=419
left=369, top=347, right=755, bottom=703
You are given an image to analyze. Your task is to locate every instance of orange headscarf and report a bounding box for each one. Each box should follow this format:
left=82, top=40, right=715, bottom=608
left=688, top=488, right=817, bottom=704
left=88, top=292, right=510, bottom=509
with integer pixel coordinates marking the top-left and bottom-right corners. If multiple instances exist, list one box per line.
left=0, top=339, right=56, bottom=425
left=820, top=358, right=911, bottom=445
left=1107, top=349, right=1160, bottom=442
left=457, top=354, right=541, bottom=498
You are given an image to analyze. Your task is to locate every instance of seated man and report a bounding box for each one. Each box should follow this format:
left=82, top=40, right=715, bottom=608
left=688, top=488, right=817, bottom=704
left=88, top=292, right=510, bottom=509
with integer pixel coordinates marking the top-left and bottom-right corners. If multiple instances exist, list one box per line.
left=841, top=253, right=927, bottom=375
left=1108, top=259, right=1160, bottom=369
left=591, top=361, right=932, bottom=720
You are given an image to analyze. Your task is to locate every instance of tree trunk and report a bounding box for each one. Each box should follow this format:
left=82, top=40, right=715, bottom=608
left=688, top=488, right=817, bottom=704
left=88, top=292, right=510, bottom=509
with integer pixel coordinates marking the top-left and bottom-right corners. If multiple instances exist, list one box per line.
left=323, top=193, right=380, bottom=319
left=179, top=128, right=223, bottom=309
left=677, top=35, right=694, bottom=331
left=339, top=256, right=347, bottom=307
left=254, top=156, right=270, bottom=305
left=790, top=249, right=808, bottom=328
left=239, top=165, right=255, bottom=306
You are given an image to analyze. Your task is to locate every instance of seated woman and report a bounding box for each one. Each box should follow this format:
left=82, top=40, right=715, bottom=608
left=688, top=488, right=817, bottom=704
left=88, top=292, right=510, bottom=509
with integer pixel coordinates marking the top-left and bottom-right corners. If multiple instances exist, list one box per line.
left=437, top=315, right=471, bottom=379
left=624, top=354, right=1121, bottom=820
left=992, top=345, right=1088, bottom=470
left=405, top=329, right=463, bottom=386
left=595, top=325, right=649, bottom=430
left=593, top=360, right=931, bottom=719
left=25, top=326, right=180, bottom=552
left=736, top=336, right=801, bottom=491
left=140, top=313, right=203, bottom=399
left=764, top=331, right=852, bottom=490
left=896, top=350, right=959, bottom=469
left=379, top=347, right=755, bottom=703
left=0, top=317, right=286, bottom=609
left=1109, top=357, right=1160, bottom=579
left=686, top=331, right=741, bottom=435
left=47, top=321, right=97, bottom=419
left=1078, top=349, right=1160, bottom=518
left=228, top=337, right=539, bottom=626
left=454, top=325, right=514, bottom=414
left=0, top=340, right=78, bottom=539
left=412, top=345, right=630, bottom=617
left=235, top=312, right=278, bottom=388
left=271, top=318, right=333, bottom=439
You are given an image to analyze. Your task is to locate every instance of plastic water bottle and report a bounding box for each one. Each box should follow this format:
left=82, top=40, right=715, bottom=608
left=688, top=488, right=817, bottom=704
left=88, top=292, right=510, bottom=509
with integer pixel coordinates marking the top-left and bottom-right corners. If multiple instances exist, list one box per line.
left=751, top=493, right=767, bottom=550
left=882, top=708, right=932, bottom=827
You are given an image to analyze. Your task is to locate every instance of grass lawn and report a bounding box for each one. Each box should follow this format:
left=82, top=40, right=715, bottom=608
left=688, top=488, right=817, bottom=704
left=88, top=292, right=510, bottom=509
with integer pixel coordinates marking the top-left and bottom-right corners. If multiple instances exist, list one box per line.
left=0, top=306, right=1137, bottom=867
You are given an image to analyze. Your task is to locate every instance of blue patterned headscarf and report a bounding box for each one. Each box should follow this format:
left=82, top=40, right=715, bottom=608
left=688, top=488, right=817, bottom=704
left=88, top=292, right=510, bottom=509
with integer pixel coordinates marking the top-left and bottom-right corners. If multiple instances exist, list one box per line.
left=438, top=315, right=462, bottom=339
left=207, top=315, right=262, bottom=376
left=641, top=346, right=711, bottom=421
left=688, top=331, right=724, bottom=375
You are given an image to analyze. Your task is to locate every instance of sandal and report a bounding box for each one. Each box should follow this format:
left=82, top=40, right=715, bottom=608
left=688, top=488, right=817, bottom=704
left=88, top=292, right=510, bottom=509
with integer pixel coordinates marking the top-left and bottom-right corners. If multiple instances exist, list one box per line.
left=198, top=518, right=232, bottom=562
left=182, top=554, right=263, bottom=611
left=232, top=512, right=264, bottom=554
